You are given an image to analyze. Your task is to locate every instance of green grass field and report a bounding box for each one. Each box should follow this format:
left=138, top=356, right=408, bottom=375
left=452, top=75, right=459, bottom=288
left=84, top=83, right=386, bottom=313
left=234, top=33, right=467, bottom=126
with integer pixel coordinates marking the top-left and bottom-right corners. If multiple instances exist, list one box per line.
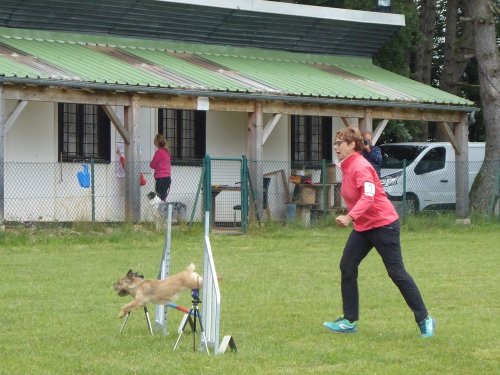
left=0, top=217, right=499, bottom=375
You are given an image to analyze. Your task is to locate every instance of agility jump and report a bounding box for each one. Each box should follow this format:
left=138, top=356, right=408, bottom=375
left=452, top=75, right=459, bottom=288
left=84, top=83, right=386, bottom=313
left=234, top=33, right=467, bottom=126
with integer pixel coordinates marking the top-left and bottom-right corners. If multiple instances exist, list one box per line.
left=116, top=200, right=235, bottom=354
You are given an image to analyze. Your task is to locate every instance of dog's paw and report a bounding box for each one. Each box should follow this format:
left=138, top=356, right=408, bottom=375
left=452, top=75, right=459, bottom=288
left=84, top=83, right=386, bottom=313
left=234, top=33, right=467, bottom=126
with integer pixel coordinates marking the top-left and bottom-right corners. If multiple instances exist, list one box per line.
left=118, top=311, right=127, bottom=318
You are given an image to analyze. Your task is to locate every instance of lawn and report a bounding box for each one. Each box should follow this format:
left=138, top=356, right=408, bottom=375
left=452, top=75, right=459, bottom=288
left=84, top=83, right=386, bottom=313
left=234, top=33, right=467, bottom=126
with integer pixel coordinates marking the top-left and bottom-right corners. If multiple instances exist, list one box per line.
left=0, top=217, right=499, bottom=375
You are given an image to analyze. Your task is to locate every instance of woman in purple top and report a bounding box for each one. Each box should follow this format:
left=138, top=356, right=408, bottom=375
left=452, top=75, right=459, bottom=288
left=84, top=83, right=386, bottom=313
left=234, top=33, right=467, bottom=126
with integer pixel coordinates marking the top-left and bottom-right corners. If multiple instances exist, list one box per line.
left=149, top=134, right=172, bottom=201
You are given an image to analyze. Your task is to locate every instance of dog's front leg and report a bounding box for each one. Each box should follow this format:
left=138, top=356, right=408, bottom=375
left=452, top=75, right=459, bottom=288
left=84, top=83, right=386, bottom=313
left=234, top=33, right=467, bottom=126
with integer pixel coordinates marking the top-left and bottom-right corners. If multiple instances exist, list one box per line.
left=119, top=300, right=144, bottom=318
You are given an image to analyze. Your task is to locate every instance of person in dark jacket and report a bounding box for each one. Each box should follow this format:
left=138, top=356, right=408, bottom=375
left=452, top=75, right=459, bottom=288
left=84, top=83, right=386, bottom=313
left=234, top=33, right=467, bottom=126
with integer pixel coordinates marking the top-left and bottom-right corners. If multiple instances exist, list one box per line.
left=361, top=131, right=382, bottom=178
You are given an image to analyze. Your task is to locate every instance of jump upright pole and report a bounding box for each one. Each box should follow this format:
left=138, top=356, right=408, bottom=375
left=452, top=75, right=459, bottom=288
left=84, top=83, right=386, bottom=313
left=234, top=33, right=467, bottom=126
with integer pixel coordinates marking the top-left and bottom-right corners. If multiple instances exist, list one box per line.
left=154, top=204, right=173, bottom=336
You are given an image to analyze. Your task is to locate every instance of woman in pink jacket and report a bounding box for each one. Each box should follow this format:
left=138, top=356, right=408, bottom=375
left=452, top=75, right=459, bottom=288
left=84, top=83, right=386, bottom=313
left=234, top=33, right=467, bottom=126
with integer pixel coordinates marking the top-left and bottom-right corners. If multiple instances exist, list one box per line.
left=323, top=127, right=436, bottom=338
left=149, top=134, right=171, bottom=201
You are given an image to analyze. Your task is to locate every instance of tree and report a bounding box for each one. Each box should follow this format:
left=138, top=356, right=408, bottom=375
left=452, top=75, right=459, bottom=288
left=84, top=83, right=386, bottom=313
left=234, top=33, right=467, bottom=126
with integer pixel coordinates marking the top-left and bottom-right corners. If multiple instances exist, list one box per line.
left=469, top=0, right=500, bottom=213
left=439, top=0, right=474, bottom=96
left=430, top=0, right=474, bottom=141
left=411, top=0, right=438, bottom=141
left=414, top=0, right=438, bottom=86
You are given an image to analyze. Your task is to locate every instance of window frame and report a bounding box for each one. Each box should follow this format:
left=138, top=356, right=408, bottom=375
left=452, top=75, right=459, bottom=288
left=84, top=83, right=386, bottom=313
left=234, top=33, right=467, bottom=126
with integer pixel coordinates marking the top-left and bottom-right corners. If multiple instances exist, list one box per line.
left=157, top=109, right=206, bottom=163
left=57, top=103, right=111, bottom=163
left=291, top=115, right=332, bottom=165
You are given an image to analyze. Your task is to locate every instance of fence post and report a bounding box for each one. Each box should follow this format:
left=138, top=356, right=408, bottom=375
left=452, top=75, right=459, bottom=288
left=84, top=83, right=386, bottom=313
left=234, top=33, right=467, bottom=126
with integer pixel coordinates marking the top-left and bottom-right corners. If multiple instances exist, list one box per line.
left=241, top=155, right=248, bottom=233
left=246, top=166, right=261, bottom=223
left=203, top=155, right=212, bottom=229
left=322, top=159, right=327, bottom=220
left=402, top=159, right=407, bottom=221
left=189, top=161, right=205, bottom=228
left=91, top=158, right=95, bottom=222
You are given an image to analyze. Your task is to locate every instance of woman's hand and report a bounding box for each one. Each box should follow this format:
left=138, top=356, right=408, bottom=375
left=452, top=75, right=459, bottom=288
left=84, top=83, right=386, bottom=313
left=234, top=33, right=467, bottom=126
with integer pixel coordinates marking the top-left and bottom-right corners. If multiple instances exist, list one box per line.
left=335, top=214, right=353, bottom=228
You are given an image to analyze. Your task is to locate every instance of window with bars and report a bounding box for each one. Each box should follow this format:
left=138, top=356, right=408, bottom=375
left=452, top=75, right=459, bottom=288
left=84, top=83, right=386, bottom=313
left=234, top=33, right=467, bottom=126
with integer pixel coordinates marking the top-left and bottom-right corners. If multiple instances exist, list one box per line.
left=158, top=109, right=206, bottom=161
left=291, top=115, right=332, bottom=165
left=58, top=103, right=111, bottom=162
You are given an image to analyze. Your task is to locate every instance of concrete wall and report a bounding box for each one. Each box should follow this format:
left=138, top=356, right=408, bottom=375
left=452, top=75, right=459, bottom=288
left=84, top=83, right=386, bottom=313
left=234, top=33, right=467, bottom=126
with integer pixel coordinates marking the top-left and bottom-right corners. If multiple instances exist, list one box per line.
left=5, top=101, right=55, bottom=162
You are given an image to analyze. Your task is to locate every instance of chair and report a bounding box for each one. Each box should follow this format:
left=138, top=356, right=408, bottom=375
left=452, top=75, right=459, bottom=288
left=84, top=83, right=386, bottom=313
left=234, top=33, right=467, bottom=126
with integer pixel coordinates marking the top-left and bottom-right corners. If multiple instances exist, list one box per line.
left=233, top=177, right=271, bottom=226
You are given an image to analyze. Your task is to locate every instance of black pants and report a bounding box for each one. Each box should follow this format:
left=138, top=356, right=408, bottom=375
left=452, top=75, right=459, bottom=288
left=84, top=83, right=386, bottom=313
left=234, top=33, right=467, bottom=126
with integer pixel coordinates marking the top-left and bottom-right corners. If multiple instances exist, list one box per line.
left=155, top=177, right=171, bottom=201
left=340, top=220, right=428, bottom=323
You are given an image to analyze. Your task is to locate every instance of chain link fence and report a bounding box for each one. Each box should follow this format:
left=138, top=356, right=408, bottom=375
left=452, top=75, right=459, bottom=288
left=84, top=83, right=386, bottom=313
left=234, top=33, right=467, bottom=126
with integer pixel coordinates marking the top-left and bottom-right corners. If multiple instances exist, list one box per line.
left=1, top=158, right=498, bottom=227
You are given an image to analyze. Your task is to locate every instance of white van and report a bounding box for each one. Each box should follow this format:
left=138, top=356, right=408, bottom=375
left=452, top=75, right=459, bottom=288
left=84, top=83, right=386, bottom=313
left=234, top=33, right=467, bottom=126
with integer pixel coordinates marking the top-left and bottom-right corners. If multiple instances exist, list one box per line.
left=379, top=142, right=485, bottom=212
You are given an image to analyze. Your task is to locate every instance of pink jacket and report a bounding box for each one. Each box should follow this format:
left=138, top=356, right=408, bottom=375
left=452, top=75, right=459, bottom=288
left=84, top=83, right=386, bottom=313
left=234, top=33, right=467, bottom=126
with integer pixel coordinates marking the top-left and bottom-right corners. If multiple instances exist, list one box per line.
left=340, top=152, right=399, bottom=231
left=149, top=148, right=171, bottom=179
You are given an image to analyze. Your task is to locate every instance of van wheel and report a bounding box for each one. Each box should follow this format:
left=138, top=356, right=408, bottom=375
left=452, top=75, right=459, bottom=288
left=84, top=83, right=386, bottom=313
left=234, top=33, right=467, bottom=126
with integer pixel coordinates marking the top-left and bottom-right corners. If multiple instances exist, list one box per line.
left=404, top=194, right=419, bottom=215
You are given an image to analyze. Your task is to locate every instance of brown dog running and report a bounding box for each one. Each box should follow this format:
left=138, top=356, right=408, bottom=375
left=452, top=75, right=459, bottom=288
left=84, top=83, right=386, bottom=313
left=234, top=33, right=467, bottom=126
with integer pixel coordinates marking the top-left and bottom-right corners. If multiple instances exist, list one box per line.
left=113, top=263, right=202, bottom=318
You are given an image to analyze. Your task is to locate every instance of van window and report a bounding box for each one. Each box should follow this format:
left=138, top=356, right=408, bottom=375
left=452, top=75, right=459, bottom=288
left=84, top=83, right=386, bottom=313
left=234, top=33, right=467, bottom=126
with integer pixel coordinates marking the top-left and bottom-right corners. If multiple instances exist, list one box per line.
left=414, top=147, right=446, bottom=175
left=380, top=145, right=426, bottom=168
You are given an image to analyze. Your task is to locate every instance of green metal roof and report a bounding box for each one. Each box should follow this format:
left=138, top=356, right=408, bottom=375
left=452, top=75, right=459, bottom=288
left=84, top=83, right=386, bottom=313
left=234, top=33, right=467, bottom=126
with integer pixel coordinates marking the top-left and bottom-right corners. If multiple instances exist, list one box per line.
left=0, top=0, right=404, bottom=57
left=0, top=27, right=473, bottom=107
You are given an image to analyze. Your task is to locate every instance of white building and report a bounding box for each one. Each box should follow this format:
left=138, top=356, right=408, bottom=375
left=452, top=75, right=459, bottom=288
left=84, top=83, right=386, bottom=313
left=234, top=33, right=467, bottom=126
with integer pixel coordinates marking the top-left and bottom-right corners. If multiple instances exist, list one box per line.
left=0, top=0, right=475, bottom=224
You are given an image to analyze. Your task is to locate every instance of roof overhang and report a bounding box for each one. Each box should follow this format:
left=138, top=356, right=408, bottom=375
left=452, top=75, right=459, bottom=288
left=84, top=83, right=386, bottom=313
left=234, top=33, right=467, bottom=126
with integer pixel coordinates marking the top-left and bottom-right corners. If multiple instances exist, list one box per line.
left=1, top=79, right=475, bottom=123
left=158, top=0, right=405, bottom=26
left=0, top=0, right=404, bottom=56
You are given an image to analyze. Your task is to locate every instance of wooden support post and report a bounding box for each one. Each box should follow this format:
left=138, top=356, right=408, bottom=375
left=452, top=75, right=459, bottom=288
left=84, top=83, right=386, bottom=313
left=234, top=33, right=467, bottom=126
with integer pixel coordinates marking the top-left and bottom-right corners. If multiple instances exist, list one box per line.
left=262, top=113, right=282, bottom=145
left=101, top=105, right=131, bottom=144
left=255, top=103, right=264, bottom=220
left=358, top=109, right=373, bottom=133
left=340, top=117, right=350, bottom=128
left=340, top=117, right=357, bottom=128
left=124, top=96, right=141, bottom=222
left=4, top=100, right=28, bottom=134
left=247, top=112, right=255, bottom=220
left=438, top=122, right=459, bottom=152
left=372, top=119, right=389, bottom=144
left=247, top=112, right=256, bottom=161
left=247, top=103, right=264, bottom=221
left=455, top=114, right=470, bottom=222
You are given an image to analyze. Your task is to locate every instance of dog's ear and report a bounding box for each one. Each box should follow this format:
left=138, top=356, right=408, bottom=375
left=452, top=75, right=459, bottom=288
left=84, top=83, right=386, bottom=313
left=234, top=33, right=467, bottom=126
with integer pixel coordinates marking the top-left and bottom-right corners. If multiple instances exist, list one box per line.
left=126, top=269, right=134, bottom=278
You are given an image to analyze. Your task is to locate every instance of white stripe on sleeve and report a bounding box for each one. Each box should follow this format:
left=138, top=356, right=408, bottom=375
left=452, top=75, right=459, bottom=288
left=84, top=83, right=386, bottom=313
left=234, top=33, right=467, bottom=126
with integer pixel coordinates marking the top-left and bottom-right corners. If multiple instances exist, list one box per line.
left=364, top=182, right=375, bottom=197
